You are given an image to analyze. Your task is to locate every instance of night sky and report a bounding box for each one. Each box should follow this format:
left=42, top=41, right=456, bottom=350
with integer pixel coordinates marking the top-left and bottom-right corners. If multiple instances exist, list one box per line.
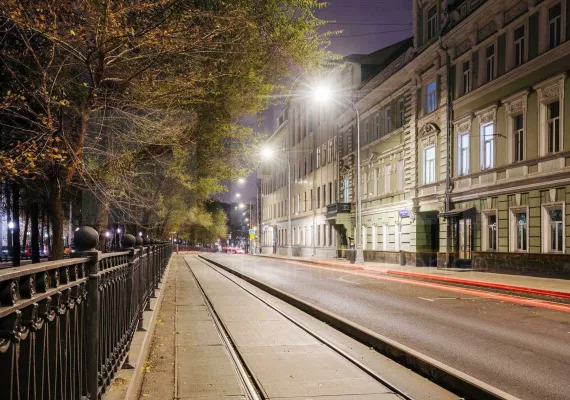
left=216, top=0, right=413, bottom=204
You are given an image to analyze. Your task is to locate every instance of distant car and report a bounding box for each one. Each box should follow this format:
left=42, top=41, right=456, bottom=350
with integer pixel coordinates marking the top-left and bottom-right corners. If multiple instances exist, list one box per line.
left=234, top=248, right=245, bottom=254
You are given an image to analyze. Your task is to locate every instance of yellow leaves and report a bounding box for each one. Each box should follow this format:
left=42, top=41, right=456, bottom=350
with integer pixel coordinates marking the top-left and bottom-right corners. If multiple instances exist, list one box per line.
left=70, top=29, right=76, bottom=36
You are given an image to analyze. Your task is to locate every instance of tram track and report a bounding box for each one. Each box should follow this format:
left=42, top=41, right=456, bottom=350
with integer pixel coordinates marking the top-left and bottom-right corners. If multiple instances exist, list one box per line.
left=189, top=255, right=419, bottom=400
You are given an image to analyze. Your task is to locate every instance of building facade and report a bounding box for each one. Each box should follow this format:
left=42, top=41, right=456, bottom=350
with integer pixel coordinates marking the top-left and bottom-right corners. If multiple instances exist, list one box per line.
left=261, top=0, right=570, bottom=278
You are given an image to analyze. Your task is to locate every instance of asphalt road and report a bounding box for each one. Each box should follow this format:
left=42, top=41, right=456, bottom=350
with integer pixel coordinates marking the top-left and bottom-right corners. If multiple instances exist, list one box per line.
left=203, top=254, right=570, bottom=400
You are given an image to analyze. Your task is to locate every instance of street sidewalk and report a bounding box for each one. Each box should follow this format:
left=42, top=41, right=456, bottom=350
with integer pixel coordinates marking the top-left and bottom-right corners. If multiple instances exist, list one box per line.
left=254, top=253, right=570, bottom=298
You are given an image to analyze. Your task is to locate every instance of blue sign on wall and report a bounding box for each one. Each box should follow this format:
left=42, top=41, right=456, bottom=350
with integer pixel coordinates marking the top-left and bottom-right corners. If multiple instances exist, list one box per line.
left=399, top=209, right=410, bottom=218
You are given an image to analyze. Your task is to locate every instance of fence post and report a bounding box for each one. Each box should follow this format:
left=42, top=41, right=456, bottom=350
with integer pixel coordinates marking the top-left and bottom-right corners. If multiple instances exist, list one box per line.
left=72, top=226, right=101, bottom=400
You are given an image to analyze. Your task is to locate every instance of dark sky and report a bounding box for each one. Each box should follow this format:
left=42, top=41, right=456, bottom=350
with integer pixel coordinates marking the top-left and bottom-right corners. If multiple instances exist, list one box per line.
left=216, top=0, right=413, bottom=204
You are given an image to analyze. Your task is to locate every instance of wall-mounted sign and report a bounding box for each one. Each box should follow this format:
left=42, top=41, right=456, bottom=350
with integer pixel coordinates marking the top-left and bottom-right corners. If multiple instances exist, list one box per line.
left=249, top=229, right=255, bottom=234
left=399, top=209, right=410, bottom=218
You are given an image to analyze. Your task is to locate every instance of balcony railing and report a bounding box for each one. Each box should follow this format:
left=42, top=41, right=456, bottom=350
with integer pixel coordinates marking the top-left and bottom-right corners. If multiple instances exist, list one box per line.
left=0, top=227, right=172, bottom=400
left=327, top=203, right=351, bottom=217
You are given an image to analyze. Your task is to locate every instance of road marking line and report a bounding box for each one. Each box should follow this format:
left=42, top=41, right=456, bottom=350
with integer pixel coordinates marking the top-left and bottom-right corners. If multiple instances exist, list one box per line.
left=285, top=260, right=570, bottom=314
left=418, top=297, right=435, bottom=302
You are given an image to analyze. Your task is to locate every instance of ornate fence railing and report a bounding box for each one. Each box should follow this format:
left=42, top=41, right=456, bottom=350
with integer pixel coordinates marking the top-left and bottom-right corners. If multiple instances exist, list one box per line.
left=0, top=227, right=172, bottom=400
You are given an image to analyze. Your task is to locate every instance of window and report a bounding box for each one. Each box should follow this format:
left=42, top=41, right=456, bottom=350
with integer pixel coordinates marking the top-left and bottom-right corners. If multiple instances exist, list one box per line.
left=297, top=194, right=301, bottom=213
left=317, top=187, right=321, bottom=207
left=481, top=123, right=494, bottom=169
left=385, top=107, right=392, bottom=132
left=547, top=208, right=564, bottom=252
left=514, top=114, right=524, bottom=162
left=463, top=61, right=471, bottom=94
left=427, top=5, right=438, bottom=40
left=309, top=152, right=313, bottom=173
left=375, top=113, right=381, bottom=138
left=310, top=189, right=313, bottom=210
left=298, top=159, right=301, bottom=179
left=484, top=213, right=497, bottom=251
left=514, top=26, right=525, bottom=67
left=425, top=81, right=437, bottom=114
left=316, top=147, right=321, bottom=168
left=329, top=182, right=333, bottom=204
left=549, top=3, right=562, bottom=49
left=372, top=226, right=377, bottom=250
left=511, top=210, right=528, bottom=251
left=328, top=139, right=333, bottom=163
left=333, top=136, right=337, bottom=161
left=397, top=100, right=405, bottom=128
left=384, top=165, right=392, bottom=193
left=304, top=156, right=307, bottom=176
left=343, top=179, right=349, bottom=202
left=547, top=101, right=560, bottom=153
left=304, top=192, right=307, bottom=212
left=321, top=144, right=327, bottom=165
left=382, top=225, right=388, bottom=250
left=395, top=224, right=401, bottom=251
left=486, top=45, right=495, bottom=82
left=396, top=161, right=404, bottom=191
left=423, top=145, right=436, bottom=184
left=458, top=132, right=469, bottom=175
left=322, top=184, right=326, bottom=207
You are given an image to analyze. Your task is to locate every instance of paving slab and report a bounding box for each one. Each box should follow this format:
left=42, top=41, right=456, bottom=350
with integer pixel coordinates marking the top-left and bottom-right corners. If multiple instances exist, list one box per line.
left=186, top=256, right=402, bottom=400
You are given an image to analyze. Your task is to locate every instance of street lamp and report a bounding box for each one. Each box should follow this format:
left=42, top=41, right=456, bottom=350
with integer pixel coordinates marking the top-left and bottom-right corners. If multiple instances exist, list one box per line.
left=312, top=85, right=364, bottom=264
left=239, top=203, right=245, bottom=209
left=236, top=193, right=241, bottom=198
left=8, top=221, right=14, bottom=230
left=238, top=177, right=246, bottom=184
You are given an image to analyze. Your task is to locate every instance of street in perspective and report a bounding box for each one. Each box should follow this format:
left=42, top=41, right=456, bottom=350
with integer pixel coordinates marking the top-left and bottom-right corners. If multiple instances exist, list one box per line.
left=1, top=1, right=570, bottom=400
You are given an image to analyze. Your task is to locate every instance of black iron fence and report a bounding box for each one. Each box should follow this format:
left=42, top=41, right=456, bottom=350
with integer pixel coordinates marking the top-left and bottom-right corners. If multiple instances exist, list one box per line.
left=0, top=226, right=172, bottom=400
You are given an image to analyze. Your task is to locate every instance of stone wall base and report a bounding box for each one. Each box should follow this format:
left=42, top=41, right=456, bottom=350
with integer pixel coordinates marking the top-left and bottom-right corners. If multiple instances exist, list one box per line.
left=364, top=250, right=437, bottom=267
left=472, top=251, right=570, bottom=279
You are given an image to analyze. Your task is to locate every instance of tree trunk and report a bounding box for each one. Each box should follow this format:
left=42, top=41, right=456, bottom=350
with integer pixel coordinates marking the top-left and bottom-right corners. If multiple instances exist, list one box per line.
left=11, top=182, right=20, bottom=267
left=46, top=213, right=52, bottom=256
left=5, top=183, right=12, bottom=258
left=40, top=208, right=44, bottom=255
left=95, top=195, right=110, bottom=252
left=22, top=209, right=29, bottom=255
left=48, top=177, right=65, bottom=260
left=31, top=203, right=40, bottom=263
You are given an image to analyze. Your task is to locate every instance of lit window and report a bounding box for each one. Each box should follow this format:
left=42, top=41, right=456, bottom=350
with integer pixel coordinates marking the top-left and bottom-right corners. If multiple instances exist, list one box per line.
left=481, top=123, right=494, bottom=169
left=427, top=5, right=438, bottom=40
left=547, top=101, right=560, bottom=153
left=514, top=115, right=524, bottom=162
left=425, top=81, right=437, bottom=114
left=316, top=147, right=321, bottom=168
left=343, top=179, right=349, bottom=202
left=328, top=139, right=333, bottom=163
left=549, top=208, right=564, bottom=252
left=423, top=145, right=436, bottom=184
left=463, top=61, right=471, bottom=94
left=486, top=45, right=495, bottom=82
left=549, top=3, right=562, bottom=49
left=514, top=26, right=525, bottom=67
left=385, top=107, right=392, bottom=132
left=458, top=132, right=469, bottom=175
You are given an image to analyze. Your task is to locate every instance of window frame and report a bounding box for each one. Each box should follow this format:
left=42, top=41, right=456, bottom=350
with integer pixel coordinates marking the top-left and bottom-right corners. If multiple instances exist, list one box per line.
left=485, top=44, right=495, bottom=83
left=548, top=3, right=562, bottom=49
left=458, top=132, right=470, bottom=176
left=480, top=122, right=495, bottom=170
left=509, top=206, right=529, bottom=253
left=423, top=145, right=436, bottom=184
left=482, top=210, right=498, bottom=251
left=547, top=101, right=561, bottom=154
left=514, top=25, right=525, bottom=67
left=384, top=164, right=392, bottom=194
left=462, top=60, right=471, bottom=95
left=542, top=203, right=565, bottom=253
left=426, top=4, right=438, bottom=41
left=425, top=81, right=437, bottom=114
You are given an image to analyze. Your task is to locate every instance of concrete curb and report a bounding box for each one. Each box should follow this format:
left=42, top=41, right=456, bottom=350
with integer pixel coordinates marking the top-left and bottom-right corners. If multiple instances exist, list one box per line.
left=121, top=260, right=172, bottom=400
left=386, top=270, right=570, bottom=299
left=201, top=255, right=520, bottom=400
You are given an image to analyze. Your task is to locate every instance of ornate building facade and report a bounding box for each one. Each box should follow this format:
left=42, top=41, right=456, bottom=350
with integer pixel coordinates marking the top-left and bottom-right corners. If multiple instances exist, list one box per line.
left=261, top=0, right=570, bottom=278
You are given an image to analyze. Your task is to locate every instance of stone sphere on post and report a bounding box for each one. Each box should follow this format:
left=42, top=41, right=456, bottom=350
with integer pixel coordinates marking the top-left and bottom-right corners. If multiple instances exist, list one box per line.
left=150, top=239, right=157, bottom=245
left=74, top=226, right=99, bottom=251
left=121, top=234, right=136, bottom=249
left=135, top=236, right=143, bottom=246
left=143, top=237, right=150, bottom=245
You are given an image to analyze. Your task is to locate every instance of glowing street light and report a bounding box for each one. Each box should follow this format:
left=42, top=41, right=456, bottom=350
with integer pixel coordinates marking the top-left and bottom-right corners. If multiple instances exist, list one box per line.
left=117, top=228, right=122, bottom=234
left=139, top=232, right=143, bottom=237
left=8, top=221, right=14, bottom=229
left=239, top=203, right=245, bottom=209
left=238, top=177, right=246, bottom=184
left=245, top=218, right=249, bottom=222
left=236, top=193, right=241, bottom=198
left=261, top=146, right=275, bottom=159
left=105, top=231, right=111, bottom=238
left=313, top=85, right=332, bottom=103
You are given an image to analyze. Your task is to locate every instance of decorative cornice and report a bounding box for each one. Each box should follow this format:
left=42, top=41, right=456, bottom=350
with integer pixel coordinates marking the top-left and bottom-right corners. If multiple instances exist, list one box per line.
left=453, top=113, right=473, bottom=133
left=533, top=73, right=566, bottom=103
